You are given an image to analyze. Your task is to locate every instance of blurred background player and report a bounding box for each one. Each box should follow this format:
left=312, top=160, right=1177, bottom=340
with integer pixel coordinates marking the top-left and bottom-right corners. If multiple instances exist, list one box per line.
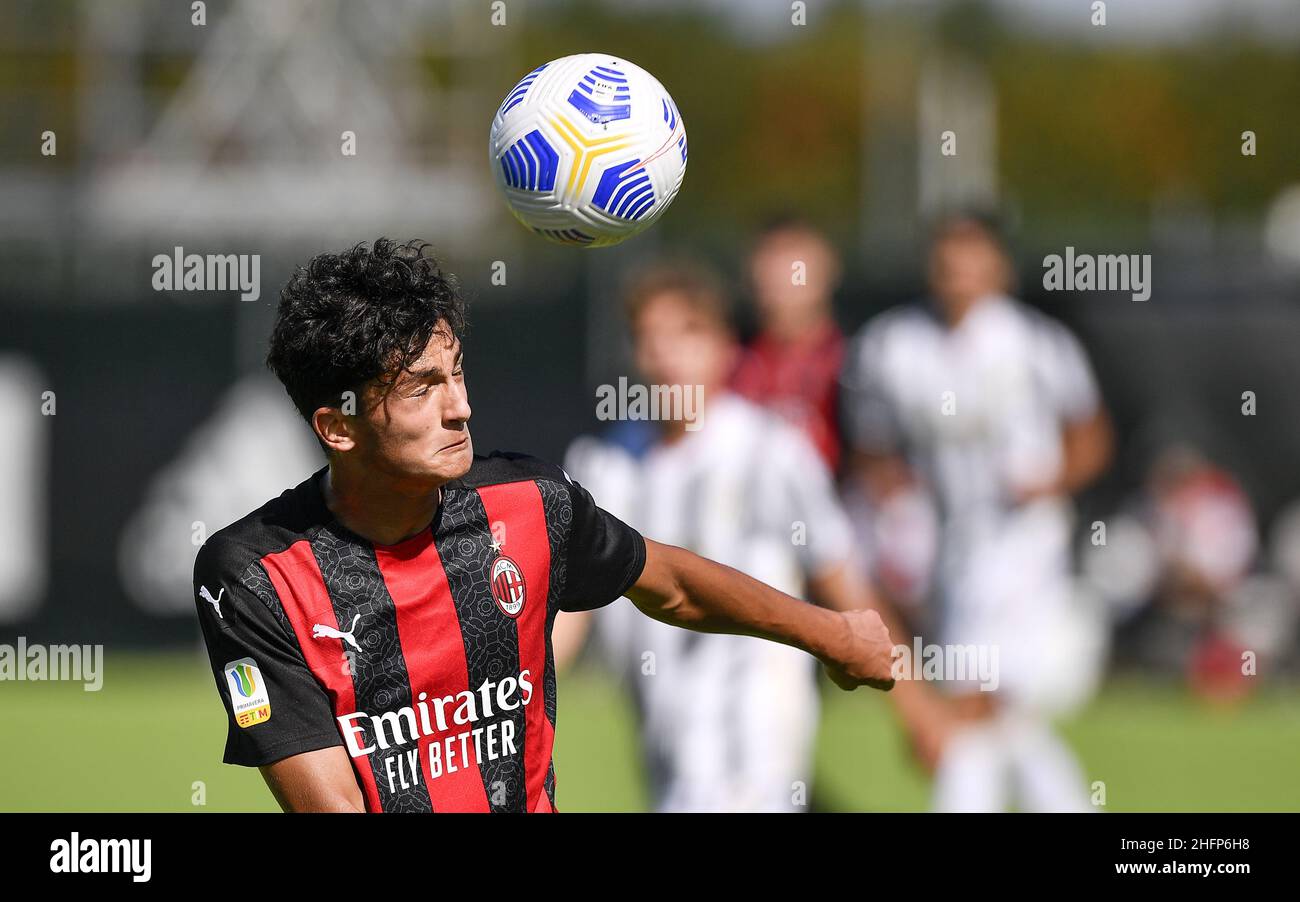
left=841, top=213, right=1115, bottom=811
left=554, top=260, right=899, bottom=812
left=731, top=215, right=847, bottom=473
left=1085, top=443, right=1262, bottom=702
left=734, top=214, right=940, bottom=627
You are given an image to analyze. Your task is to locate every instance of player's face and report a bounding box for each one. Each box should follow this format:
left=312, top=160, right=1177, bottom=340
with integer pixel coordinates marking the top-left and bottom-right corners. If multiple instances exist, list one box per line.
left=928, top=234, right=1009, bottom=312
left=353, top=327, right=473, bottom=484
left=750, top=229, right=839, bottom=323
left=632, top=291, right=735, bottom=393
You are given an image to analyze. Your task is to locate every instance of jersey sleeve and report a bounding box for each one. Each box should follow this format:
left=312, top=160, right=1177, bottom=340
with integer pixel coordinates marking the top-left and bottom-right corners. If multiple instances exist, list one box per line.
left=558, top=473, right=647, bottom=612
left=1036, top=317, right=1103, bottom=424
left=192, top=539, right=343, bottom=767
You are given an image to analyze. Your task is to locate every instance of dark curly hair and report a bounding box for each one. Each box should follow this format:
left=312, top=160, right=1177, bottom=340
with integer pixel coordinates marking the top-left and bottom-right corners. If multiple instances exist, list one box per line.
left=266, top=239, right=467, bottom=437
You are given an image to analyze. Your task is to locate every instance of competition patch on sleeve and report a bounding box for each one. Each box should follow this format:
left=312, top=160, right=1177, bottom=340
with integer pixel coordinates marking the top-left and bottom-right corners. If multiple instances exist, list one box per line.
left=223, top=657, right=272, bottom=728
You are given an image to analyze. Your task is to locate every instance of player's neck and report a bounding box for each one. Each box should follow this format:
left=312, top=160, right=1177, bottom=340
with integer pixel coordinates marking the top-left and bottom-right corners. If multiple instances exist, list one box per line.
left=321, top=465, right=443, bottom=547
left=941, top=289, right=1002, bottom=328
left=767, top=309, right=833, bottom=345
left=941, top=294, right=980, bottom=328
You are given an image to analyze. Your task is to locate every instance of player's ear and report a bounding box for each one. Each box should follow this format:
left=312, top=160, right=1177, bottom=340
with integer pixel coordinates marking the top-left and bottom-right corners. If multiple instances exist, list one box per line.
left=313, top=406, right=356, bottom=453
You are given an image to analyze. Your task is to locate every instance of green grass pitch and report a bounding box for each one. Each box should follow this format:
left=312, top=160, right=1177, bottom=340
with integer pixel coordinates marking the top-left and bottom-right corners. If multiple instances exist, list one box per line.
left=1, top=652, right=1296, bottom=812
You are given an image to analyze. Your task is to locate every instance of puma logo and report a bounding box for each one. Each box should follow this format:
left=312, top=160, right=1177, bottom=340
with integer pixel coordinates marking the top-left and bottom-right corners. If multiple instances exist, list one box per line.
left=199, top=585, right=225, bottom=619
left=313, top=614, right=362, bottom=652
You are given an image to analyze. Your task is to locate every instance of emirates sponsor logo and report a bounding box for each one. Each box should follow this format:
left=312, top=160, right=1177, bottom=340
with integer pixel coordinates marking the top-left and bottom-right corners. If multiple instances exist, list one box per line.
left=337, top=670, right=534, bottom=793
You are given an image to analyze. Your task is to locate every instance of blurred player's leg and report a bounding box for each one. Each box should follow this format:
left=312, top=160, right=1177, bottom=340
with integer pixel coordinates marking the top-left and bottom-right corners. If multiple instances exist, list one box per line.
left=932, top=718, right=1010, bottom=812
left=1002, top=709, right=1093, bottom=812
left=733, top=643, right=820, bottom=812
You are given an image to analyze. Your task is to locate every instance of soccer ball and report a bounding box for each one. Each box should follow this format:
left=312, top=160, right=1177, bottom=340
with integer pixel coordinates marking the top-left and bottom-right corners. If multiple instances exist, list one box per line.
left=488, top=53, right=687, bottom=247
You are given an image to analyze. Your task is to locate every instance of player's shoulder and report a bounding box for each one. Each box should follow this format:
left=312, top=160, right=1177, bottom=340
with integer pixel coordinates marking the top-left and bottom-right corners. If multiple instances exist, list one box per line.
left=845, top=302, right=940, bottom=374
left=452, top=449, right=574, bottom=492
left=1001, top=296, right=1084, bottom=351
left=852, top=301, right=940, bottom=346
left=718, top=391, right=793, bottom=438
left=715, top=394, right=822, bottom=463
left=196, top=467, right=330, bottom=579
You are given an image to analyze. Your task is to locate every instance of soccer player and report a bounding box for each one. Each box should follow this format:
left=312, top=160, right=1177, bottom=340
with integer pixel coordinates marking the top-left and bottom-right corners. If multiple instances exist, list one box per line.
left=192, top=239, right=896, bottom=814
left=730, top=215, right=847, bottom=472
left=840, top=214, right=1114, bottom=811
left=555, top=260, right=948, bottom=811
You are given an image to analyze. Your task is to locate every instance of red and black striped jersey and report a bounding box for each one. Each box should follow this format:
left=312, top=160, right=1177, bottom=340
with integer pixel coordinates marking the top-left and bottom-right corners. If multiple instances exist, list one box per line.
left=192, top=451, right=646, bottom=813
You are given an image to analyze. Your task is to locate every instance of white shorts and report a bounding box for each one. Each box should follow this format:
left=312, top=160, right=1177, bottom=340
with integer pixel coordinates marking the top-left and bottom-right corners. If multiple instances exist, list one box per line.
left=937, top=503, right=1107, bottom=717
left=640, top=633, right=821, bottom=813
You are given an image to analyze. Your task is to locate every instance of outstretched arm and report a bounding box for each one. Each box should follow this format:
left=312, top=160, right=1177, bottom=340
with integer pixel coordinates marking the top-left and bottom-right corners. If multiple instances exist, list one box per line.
left=806, top=559, right=955, bottom=772
left=623, top=538, right=896, bottom=691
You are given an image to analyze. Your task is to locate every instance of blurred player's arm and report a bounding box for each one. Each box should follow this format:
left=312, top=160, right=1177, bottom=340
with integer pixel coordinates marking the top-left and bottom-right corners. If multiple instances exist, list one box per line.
left=1051, top=408, right=1113, bottom=497
left=838, top=323, right=917, bottom=505
left=551, top=608, right=592, bottom=673
left=1018, top=319, right=1114, bottom=502
left=807, top=559, right=953, bottom=772
left=259, top=747, right=365, bottom=813
left=624, top=538, right=895, bottom=691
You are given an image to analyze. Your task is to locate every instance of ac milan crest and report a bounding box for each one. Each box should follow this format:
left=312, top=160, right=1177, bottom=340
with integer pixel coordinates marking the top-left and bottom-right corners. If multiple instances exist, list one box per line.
left=489, top=555, right=526, bottom=618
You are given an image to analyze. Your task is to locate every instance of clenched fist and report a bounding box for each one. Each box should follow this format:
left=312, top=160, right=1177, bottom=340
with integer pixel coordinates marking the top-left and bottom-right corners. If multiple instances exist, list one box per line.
left=822, top=608, right=897, bottom=692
